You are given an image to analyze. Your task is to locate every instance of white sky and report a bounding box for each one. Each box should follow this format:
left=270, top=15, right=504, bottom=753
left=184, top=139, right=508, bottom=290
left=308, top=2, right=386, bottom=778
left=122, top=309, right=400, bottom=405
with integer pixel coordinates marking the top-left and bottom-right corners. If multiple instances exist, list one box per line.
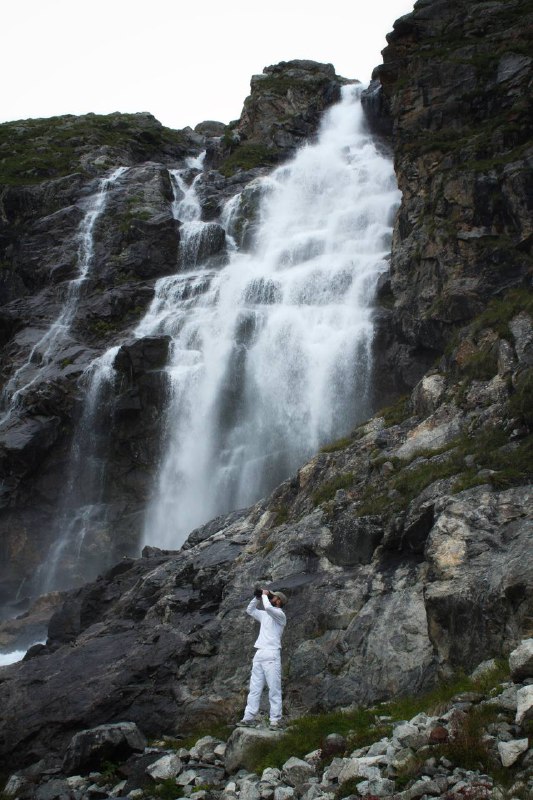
left=2, top=0, right=414, bottom=131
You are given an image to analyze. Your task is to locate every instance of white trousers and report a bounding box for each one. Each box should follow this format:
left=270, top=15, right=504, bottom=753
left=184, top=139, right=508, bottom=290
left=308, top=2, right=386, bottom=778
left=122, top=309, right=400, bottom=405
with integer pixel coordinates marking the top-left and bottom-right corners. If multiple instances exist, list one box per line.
left=243, top=649, right=282, bottom=722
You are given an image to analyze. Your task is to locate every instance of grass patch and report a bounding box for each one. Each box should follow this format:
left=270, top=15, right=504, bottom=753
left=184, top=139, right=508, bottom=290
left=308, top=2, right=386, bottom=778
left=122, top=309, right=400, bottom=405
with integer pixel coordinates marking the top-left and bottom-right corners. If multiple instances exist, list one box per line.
left=471, top=288, right=533, bottom=340
left=509, top=368, right=533, bottom=427
left=272, top=505, right=290, bottom=526
left=459, top=347, right=499, bottom=381
left=356, top=426, right=531, bottom=518
left=320, top=435, right=354, bottom=454
left=378, top=395, right=411, bottom=428
left=244, top=707, right=378, bottom=773
left=312, top=473, right=354, bottom=506
left=0, top=112, right=188, bottom=185
left=219, top=143, right=280, bottom=177
left=154, top=778, right=184, bottom=799
left=243, top=662, right=510, bottom=776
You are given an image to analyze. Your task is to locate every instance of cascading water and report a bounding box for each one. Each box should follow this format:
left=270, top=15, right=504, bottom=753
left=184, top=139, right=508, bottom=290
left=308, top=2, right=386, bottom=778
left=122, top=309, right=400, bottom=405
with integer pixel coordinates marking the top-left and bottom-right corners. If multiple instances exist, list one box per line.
left=0, top=166, right=127, bottom=427
left=37, top=347, right=121, bottom=593
left=142, top=85, right=401, bottom=549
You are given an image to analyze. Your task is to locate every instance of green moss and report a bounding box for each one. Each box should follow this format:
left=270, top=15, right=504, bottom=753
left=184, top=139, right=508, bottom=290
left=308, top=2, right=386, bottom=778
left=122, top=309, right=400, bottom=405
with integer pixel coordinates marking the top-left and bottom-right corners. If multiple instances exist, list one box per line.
left=312, top=473, right=354, bottom=506
left=219, top=143, right=280, bottom=177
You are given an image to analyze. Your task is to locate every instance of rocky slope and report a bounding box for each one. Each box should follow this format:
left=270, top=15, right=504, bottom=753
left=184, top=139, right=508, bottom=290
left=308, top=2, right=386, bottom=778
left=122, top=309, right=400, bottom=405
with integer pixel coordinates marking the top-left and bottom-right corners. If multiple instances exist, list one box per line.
left=0, top=61, right=347, bottom=609
left=3, top=642, right=533, bottom=798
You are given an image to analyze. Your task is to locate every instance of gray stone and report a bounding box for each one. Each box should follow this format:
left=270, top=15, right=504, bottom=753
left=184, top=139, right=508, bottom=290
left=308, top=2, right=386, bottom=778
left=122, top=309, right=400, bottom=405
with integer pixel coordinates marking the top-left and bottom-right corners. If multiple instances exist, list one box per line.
left=498, top=738, right=529, bottom=767
left=509, top=313, right=533, bottom=367
left=261, top=769, right=281, bottom=783
left=274, top=789, right=294, bottom=800
left=509, top=639, right=533, bottom=681
left=240, top=778, right=261, bottom=800
left=282, top=757, right=316, bottom=787
left=35, top=779, right=72, bottom=800
left=177, top=770, right=199, bottom=786
left=411, top=374, right=446, bottom=417
left=4, top=774, right=28, bottom=797
left=487, top=684, right=518, bottom=712
left=337, top=759, right=382, bottom=783
left=356, top=778, right=396, bottom=797
left=515, top=685, right=533, bottom=725
left=366, top=739, right=389, bottom=756
left=146, top=753, right=182, bottom=780
left=470, top=659, right=498, bottom=680
left=189, top=735, right=224, bottom=761
left=321, top=758, right=346, bottom=784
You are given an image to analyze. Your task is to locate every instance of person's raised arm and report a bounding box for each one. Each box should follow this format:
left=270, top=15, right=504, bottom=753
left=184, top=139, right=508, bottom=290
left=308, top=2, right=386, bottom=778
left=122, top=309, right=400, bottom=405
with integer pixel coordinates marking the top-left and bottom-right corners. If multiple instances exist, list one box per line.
left=246, top=596, right=263, bottom=621
left=262, top=591, right=286, bottom=624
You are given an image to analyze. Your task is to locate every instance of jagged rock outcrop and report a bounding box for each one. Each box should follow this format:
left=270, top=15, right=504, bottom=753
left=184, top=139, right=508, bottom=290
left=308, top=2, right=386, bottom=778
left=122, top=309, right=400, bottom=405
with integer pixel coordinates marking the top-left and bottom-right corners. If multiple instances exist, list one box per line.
left=205, top=61, right=349, bottom=177
left=363, top=0, right=532, bottom=398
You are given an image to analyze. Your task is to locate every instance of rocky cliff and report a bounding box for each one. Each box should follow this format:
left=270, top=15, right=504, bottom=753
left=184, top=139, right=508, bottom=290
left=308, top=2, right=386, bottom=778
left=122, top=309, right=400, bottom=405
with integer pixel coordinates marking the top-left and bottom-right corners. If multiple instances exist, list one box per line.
left=0, top=0, right=532, bottom=776
left=364, top=0, right=532, bottom=396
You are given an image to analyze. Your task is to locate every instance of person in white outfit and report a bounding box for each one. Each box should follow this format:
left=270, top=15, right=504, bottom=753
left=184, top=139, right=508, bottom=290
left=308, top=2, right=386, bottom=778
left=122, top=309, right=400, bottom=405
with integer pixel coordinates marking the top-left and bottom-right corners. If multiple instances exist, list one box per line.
left=239, top=588, right=287, bottom=729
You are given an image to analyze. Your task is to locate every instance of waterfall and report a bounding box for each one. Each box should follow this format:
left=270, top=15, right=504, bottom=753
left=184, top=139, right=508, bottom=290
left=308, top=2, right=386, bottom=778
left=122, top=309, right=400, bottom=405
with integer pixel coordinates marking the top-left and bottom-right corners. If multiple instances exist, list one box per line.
left=36, top=347, right=121, bottom=593
left=0, top=166, right=127, bottom=427
left=141, top=85, right=401, bottom=550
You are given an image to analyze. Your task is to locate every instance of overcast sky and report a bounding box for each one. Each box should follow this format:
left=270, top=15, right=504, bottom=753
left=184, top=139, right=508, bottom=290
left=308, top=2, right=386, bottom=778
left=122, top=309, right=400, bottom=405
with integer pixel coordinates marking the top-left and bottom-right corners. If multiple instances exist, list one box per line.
left=2, top=0, right=414, bottom=131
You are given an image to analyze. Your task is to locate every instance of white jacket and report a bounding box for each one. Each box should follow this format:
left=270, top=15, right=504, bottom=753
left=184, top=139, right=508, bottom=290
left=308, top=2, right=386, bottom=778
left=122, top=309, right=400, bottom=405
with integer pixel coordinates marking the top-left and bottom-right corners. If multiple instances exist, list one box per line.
left=246, top=595, right=286, bottom=651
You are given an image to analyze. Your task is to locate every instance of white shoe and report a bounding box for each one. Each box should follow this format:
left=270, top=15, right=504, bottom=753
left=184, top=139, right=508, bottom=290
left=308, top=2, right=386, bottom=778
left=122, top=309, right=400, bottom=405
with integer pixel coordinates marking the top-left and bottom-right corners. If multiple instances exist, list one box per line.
left=237, top=719, right=257, bottom=727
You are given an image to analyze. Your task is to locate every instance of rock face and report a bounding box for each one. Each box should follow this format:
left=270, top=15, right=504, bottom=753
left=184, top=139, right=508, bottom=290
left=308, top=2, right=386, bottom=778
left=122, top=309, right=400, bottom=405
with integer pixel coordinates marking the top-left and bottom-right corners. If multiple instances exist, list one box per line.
left=207, top=61, right=349, bottom=176
left=363, top=0, right=533, bottom=398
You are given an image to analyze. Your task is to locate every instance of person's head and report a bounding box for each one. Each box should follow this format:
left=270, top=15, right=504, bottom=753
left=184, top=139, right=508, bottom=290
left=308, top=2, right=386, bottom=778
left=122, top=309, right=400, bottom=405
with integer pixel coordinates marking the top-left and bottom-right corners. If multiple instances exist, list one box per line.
left=270, top=591, right=287, bottom=608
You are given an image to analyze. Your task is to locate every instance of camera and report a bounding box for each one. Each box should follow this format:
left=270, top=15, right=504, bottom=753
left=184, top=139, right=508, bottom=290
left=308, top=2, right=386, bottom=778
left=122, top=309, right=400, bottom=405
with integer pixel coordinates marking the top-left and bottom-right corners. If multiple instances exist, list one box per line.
left=254, top=588, right=274, bottom=600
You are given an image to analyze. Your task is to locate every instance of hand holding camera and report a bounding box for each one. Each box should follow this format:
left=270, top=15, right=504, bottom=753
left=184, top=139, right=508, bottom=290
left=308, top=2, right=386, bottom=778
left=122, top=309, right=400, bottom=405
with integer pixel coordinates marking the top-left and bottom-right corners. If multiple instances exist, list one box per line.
left=254, top=587, right=274, bottom=600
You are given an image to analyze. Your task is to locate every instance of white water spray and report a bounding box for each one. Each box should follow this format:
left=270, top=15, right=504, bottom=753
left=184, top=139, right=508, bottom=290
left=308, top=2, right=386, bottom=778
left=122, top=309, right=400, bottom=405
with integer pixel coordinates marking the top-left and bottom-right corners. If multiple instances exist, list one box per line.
left=141, top=86, right=400, bottom=549
left=0, top=167, right=127, bottom=426
left=37, top=346, right=121, bottom=593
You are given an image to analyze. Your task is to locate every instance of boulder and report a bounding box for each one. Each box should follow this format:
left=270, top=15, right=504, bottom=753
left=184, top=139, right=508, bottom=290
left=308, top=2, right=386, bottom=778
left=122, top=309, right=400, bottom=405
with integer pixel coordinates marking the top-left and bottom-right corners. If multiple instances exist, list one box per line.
left=497, top=738, right=529, bottom=767
left=146, top=753, right=182, bottom=780
left=515, top=685, right=533, bottom=726
left=62, top=722, right=147, bottom=775
left=281, top=756, right=315, bottom=787
left=225, top=727, right=284, bottom=773
left=509, top=638, right=533, bottom=681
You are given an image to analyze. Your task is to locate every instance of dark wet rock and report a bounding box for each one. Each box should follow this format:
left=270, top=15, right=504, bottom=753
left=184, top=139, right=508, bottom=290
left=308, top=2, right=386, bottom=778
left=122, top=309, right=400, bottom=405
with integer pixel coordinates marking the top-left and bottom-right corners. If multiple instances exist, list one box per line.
left=62, top=722, right=146, bottom=775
